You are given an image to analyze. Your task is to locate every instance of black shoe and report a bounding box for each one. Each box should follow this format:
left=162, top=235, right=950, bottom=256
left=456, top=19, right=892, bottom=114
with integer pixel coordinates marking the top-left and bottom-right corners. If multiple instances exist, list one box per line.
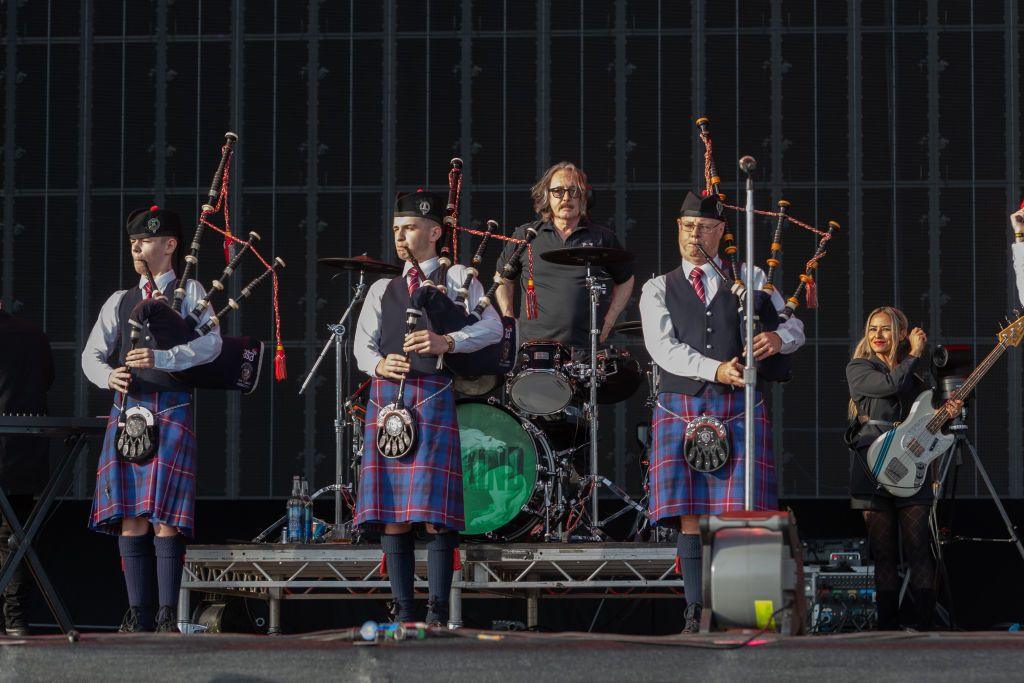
left=4, top=618, right=30, bottom=637
left=875, top=590, right=899, bottom=630
left=154, top=605, right=178, bottom=633
left=119, top=606, right=148, bottom=633
left=682, top=602, right=702, bottom=634
left=425, top=600, right=449, bottom=628
left=388, top=600, right=416, bottom=624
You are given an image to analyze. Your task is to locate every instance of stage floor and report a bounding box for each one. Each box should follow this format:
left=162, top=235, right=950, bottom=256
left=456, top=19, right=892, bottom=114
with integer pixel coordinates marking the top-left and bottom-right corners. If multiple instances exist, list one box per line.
left=0, top=629, right=1021, bottom=682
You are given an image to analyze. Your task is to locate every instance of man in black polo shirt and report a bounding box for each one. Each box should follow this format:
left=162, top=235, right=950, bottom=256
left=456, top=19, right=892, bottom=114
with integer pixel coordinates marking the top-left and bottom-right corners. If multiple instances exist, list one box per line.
left=494, top=162, right=634, bottom=347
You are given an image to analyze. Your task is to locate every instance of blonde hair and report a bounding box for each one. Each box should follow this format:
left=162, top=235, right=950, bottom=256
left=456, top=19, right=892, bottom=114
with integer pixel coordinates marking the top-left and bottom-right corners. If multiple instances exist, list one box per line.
left=847, top=306, right=910, bottom=418
left=531, top=161, right=590, bottom=221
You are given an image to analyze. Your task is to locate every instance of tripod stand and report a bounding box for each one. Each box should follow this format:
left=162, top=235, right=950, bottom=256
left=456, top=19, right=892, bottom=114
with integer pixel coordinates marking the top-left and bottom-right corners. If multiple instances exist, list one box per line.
left=926, top=406, right=1024, bottom=627
left=299, top=267, right=368, bottom=538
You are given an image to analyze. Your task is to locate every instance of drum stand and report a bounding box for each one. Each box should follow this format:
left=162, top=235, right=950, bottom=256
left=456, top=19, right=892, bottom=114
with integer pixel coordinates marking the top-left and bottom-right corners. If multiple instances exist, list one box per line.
left=299, top=268, right=368, bottom=538
left=574, top=262, right=649, bottom=539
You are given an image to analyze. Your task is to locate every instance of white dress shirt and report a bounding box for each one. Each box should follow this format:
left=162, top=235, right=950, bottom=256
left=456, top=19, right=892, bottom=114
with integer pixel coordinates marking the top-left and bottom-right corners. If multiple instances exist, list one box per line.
left=1013, top=242, right=1024, bottom=307
left=81, top=270, right=223, bottom=390
left=639, top=257, right=806, bottom=383
left=353, top=256, right=504, bottom=377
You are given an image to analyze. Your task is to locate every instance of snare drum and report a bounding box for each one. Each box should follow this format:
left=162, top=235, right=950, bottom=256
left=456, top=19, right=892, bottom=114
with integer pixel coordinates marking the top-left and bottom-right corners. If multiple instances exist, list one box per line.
left=457, top=401, right=556, bottom=540
left=506, top=340, right=577, bottom=415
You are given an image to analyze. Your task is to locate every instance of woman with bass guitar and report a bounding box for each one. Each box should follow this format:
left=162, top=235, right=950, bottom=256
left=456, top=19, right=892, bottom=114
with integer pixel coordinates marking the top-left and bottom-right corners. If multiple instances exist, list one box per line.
left=844, top=306, right=961, bottom=630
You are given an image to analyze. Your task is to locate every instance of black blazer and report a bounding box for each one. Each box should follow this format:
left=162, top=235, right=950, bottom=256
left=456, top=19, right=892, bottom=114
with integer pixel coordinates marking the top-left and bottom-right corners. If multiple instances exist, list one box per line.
left=0, top=311, right=55, bottom=494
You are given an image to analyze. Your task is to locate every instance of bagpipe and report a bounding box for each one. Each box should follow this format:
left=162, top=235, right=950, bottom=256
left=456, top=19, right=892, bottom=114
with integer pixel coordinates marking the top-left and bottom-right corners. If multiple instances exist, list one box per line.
left=126, top=132, right=287, bottom=394
left=694, top=115, right=841, bottom=382
left=404, top=158, right=535, bottom=378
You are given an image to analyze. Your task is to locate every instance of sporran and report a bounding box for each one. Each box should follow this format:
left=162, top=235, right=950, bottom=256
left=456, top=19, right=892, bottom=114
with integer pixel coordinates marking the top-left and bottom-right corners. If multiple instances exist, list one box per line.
left=683, top=414, right=730, bottom=473
left=116, top=405, right=159, bottom=464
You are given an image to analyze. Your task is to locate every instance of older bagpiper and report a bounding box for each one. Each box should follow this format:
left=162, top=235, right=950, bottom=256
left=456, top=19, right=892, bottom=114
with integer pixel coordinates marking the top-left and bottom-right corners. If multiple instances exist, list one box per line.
left=352, top=190, right=502, bottom=626
left=639, top=191, right=806, bottom=632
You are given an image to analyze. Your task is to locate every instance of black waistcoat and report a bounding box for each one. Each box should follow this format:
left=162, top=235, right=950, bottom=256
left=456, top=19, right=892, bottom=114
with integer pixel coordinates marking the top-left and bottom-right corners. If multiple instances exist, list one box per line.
left=379, top=271, right=452, bottom=378
left=659, top=266, right=744, bottom=396
left=115, top=281, right=191, bottom=394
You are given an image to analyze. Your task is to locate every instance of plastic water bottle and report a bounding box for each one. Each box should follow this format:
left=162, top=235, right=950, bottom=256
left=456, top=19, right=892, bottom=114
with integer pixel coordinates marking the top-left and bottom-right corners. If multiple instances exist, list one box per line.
left=300, top=478, right=313, bottom=543
left=286, top=475, right=304, bottom=543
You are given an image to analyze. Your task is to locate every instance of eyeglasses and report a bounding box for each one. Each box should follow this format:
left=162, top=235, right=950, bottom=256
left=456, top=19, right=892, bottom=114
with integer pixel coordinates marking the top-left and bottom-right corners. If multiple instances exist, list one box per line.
left=549, top=186, right=584, bottom=199
left=678, top=222, right=722, bottom=235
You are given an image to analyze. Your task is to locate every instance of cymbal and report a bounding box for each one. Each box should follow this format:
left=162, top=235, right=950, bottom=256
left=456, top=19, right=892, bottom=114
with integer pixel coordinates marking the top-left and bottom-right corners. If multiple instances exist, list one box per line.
left=540, top=246, right=635, bottom=267
left=612, top=320, right=644, bottom=338
left=318, top=255, right=401, bottom=275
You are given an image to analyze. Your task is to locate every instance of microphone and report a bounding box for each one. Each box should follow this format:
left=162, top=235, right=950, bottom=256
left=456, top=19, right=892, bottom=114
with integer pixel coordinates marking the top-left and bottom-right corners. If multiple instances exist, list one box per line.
left=738, top=156, right=757, bottom=174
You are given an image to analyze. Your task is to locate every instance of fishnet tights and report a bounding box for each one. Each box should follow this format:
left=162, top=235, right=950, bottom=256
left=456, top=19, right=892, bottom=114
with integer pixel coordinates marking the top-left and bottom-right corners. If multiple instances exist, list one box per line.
left=863, top=505, right=935, bottom=592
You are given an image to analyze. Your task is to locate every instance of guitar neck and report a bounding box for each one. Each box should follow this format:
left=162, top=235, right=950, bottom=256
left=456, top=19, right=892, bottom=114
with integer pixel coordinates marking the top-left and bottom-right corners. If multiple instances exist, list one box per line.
left=926, top=342, right=1007, bottom=432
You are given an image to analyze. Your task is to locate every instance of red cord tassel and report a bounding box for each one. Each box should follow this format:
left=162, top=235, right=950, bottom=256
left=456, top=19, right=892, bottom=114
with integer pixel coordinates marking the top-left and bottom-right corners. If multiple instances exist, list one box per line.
left=805, top=277, right=818, bottom=309
left=452, top=548, right=462, bottom=571
left=380, top=552, right=388, bottom=576
left=525, top=279, right=538, bottom=320
left=223, top=229, right=233, bottom=265
left=274, top=344, right=287, bottom=381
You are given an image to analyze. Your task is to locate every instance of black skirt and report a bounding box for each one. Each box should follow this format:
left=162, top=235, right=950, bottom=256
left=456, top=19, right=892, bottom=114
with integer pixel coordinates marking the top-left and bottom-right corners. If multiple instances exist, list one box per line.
left=848, top=445, right=934, bottom=511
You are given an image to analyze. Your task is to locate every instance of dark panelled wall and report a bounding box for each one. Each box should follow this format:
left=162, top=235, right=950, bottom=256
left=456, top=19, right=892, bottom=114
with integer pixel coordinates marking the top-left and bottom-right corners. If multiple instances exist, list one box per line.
left=1, top=1, right=1021, bottom=501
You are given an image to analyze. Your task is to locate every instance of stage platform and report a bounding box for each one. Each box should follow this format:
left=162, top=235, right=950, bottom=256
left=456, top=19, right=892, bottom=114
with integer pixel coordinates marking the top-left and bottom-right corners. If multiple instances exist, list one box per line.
left=0, top=629, right=1021, bottom=682
left=179, top=542, right=685, bottom=633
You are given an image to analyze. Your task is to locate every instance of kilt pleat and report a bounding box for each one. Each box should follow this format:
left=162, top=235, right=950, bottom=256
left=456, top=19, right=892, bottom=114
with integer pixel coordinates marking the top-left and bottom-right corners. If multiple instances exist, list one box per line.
left=355, top=376, right=464, bottom=531
left=90, top=391, right=197, bottom=537
left=648, top=390, right=777, bottom=521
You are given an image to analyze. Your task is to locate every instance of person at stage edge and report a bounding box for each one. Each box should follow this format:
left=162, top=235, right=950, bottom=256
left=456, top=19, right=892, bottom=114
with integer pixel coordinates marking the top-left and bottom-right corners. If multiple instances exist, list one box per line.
left=845, top=307, right=960, bottom=630
left=639, top=191, right=806, bottom=633
left=81, top=206, right=222, bottom=633
left=353, top=189, right=502, bottom=626
left=1010, top=208, right=1024, bottom=307
left=494, top=161, right=634, bottom=346
left=0, top=301, right=54, bottom=636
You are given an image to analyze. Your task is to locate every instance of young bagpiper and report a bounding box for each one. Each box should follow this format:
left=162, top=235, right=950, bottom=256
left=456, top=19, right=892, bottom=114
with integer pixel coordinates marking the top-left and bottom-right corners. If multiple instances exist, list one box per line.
left=81, top=206, right=222, bottom=632
left=353, top=190, right=502, bottom=626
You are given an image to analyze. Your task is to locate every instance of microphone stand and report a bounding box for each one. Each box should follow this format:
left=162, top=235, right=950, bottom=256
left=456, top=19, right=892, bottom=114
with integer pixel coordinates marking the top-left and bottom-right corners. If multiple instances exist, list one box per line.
left=299, top=268, right=368, bottom=535
left=739, top=156, right=757, bottom=511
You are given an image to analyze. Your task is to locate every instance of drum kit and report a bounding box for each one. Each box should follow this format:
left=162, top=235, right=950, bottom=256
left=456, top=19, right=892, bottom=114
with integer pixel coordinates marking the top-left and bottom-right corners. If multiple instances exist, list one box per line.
left=301, top=245, right=660, bottom=543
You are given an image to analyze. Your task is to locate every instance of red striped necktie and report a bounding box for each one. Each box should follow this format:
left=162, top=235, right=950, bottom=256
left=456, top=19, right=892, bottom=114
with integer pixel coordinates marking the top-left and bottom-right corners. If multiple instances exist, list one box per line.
left=689, top=267, right=706, bottom=305
left=144, top=281, right=154, bottom=300
left=407, top=267, right=421, bottom=295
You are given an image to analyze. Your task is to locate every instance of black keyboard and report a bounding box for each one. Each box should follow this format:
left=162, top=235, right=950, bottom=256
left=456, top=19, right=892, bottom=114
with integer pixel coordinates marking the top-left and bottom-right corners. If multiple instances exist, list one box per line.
left=0, top=415, right=108, bottom=436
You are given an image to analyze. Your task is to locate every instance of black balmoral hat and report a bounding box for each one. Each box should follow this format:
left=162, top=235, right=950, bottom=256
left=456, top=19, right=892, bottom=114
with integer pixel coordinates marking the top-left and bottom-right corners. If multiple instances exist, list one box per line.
left=126, top=205, right=184, bottom=241
left=394, top=190, right=444, bottom=226
left=678, top=191, right=726, bottom=221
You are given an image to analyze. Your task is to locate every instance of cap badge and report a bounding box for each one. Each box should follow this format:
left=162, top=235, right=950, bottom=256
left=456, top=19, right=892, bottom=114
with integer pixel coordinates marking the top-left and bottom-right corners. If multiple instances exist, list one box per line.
left=418, top=200, right=431, bottom=215
left=146, top=217, right=161, bottom=233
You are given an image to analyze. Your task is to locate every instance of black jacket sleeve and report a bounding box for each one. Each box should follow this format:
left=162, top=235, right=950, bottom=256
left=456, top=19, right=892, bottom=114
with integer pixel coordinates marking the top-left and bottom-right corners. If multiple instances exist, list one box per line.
left=845, top=355, right=920, bottom=399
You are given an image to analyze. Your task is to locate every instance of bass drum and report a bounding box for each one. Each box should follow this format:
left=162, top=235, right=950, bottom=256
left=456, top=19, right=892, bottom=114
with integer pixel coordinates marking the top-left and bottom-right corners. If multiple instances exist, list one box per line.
left=457, top=400, right=555, bottom=541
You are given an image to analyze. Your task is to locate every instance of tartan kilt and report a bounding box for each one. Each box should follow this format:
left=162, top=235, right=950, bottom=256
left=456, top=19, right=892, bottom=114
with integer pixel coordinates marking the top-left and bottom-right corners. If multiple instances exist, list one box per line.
left=89, top=391, right=197, bottom=537
left=648, top=390, right=776, bottom=522
left=355, top=375, right=464, bottom=531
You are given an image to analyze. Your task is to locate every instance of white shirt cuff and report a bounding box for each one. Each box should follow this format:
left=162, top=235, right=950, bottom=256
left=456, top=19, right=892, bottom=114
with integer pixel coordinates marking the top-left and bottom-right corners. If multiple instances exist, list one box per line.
left=697, top=357, right=721, bottom=382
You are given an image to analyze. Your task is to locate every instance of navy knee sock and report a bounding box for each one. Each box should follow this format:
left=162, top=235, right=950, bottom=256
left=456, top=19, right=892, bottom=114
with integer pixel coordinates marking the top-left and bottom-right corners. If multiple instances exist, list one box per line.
left=425, top=532, right=459, bottom=608
left=118, top=534, right=155, bottom=613
left=380, top=532, right=416, bottom=620
left=677, top=533, right=703, bottom=606
left=153, top=535, right=185, bottom=610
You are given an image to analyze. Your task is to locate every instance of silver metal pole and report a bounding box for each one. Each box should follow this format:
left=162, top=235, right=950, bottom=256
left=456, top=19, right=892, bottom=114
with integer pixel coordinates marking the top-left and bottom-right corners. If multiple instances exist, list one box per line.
left=588, top=263, right=601, bottom=526
left=740, top=157, right=757, bottom=511
left=334, top=331, right=343, bottom=526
